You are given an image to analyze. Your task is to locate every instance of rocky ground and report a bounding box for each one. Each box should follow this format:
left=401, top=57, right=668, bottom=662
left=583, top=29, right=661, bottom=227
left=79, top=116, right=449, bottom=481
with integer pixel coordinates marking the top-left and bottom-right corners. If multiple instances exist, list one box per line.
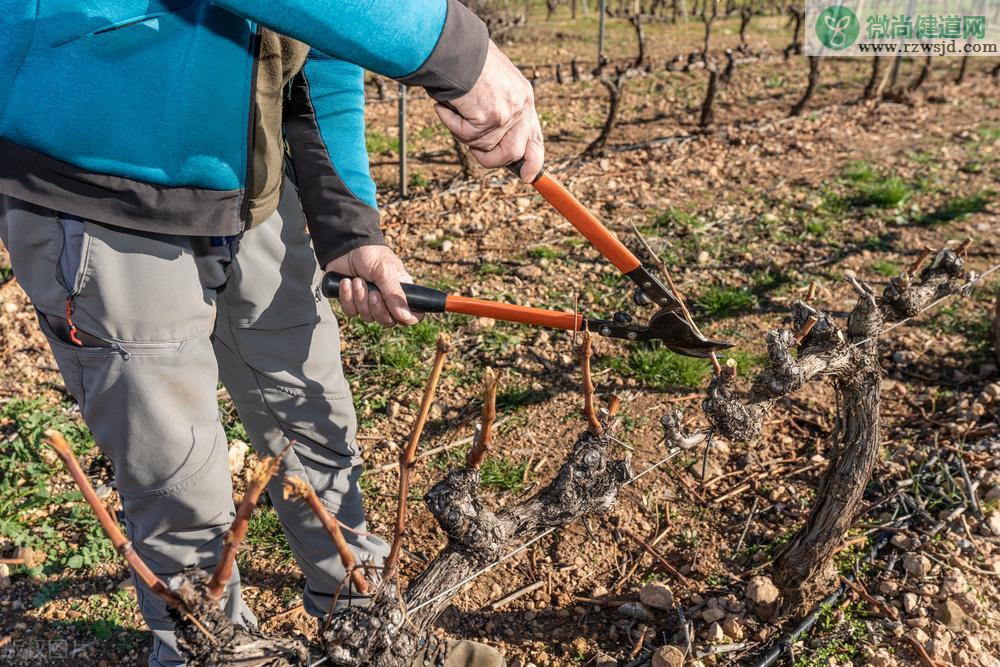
left=1, top=7, right=999, bottom=667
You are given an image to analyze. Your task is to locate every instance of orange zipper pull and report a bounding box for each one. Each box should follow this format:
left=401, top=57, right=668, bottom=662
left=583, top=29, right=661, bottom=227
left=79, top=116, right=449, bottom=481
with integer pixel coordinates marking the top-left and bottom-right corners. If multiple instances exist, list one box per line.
left=65, top=298, right=83, bottom=347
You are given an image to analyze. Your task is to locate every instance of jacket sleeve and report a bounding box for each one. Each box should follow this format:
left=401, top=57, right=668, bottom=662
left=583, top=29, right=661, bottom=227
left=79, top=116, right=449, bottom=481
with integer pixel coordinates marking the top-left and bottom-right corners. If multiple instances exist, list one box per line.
left=284, top=54, right=384, bottom=267
left=211, top=0, right=489, bottom=101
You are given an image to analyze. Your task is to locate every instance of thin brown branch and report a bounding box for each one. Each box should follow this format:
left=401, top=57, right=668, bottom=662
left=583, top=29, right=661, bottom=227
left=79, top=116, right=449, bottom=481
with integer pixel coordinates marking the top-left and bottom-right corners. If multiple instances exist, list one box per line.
left=794, top=315, right=819, bottom=344
left=580, top=329, right=603, bottom=434
left=905, top=635, right=944, bottom=667
left=43, top=430, right=181, bottom=608
left=622, top=527, right=691, bottom=586
left=839, top=575, right=898, bottom=621
left=284, top=476, right=368, bottom=595
left=908, top=246, right=934, bottom=275
left=956, top=237, right=972, bottom=258
left=607, top=393, right=623, bottom=418
left=207, top=441, right=291, bottom=600
left=385, top=333, right=452, bottom=577
left=806, top=281, right=818, bottom=302
left=467, top=367, right=498, bottom=470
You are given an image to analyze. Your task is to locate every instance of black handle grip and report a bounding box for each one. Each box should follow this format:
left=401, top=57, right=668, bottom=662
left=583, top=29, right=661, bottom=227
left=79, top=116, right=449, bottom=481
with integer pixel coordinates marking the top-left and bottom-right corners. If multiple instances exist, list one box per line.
left=506, top=159, right=545, bottom=183
left=321, top=272, right=448, bottom=313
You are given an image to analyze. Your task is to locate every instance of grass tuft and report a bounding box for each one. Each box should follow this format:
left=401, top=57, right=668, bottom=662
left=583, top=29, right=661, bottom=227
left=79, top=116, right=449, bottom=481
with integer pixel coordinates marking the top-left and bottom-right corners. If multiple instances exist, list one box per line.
left=610, top=346, right=713, bottom=389
left=917, top=191, right=991, bottom=226
left=695, top=284, right=757, bottom=318
left=245, top=505, right=293, bottom=562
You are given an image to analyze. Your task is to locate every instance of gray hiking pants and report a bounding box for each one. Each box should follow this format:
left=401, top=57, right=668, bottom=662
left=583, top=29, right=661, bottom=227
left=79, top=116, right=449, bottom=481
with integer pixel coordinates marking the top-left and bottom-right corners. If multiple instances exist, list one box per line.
left=0, top=181, right=388, bottom=666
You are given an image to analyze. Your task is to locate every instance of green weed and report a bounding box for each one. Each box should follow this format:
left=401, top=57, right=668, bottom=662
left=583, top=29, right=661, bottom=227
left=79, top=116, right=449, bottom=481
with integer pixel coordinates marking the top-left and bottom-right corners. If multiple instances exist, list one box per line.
left=694, top=284, right=757, bottom=318
left=870, top=259, right=900, bottom=277
left=477, top=262, right=505, bottom=276
left=365, top=130, right=398, bottom=155
left=842, top=160, right=877, bottom=182
left=917, top=191, right=991, bottom=225
left=526, top=245, right=565, bottom=260
left=480, top=456, right=528, bottom=492
left=650, top=207, right=703, bottom=231
left=848, top=177, right=911, bottom=208
left=496, top=384, right=549, bottom=411
left=609, top=346, right=712, bottom=389
left=245, top=505, right=293, bottom=562
left=0, top=398, right=114, bottom=575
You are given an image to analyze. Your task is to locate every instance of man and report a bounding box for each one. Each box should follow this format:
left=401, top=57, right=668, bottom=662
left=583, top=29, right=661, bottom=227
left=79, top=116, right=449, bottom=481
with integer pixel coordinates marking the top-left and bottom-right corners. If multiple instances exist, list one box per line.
left=0, top=1, right=543, bottom=664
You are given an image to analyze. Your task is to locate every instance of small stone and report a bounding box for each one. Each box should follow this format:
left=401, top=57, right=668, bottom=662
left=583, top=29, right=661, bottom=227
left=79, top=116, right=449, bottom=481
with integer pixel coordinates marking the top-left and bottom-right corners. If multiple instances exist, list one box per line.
left=903, top=553, right=932, bottom=578
left=984, top=486, right=1000, bottom=503
left=934, top=599, right=978, bottom=630
left=19, top=547, right=44, bottom=569
left=387, top=401, right=401, bottom=418
left=939, top=571, right=967, bottom=597
left=696, top=250, right=711, bottom=264
left=902, top=592, right=919, bottom=614
left=116, top=577, right=134, bottom=591
left=690, top=456, right=723, bottom=482
left=472, top=317, right=495, bottom=332
left=745, top=576, right=780, bottom=605
left=94, top=483, right=113, bottom=500
left=701, top=606, right=726, bottom=623
left=639, top=581, right=674, bottom=611
left=986, top=512, right=1000, bottom=536
left=721, top=616, right=744, bottom=641
left=617, top=602, right=656, bottom=622
left=228, top=439, right=250, bottom=477
left=516, top=265, right=543, bottom=280
left=865, top=647, right=899, bottom=667
left=906, top=627, right=930, bottom=645
left=594, top=653, right=617, bottom=667
left=703, top=621, right=726, bottom=643
left=651, top=645, right=685, bottom=667
left=878, top=580, right=899, bottom=597
left=3, top=302, right=17, bottom=314
left=0, top=563, right=9, bottom=588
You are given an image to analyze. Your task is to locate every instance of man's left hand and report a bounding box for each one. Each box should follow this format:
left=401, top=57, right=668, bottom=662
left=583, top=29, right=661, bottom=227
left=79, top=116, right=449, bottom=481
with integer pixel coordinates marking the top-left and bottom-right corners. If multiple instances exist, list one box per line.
left=326, top=246, right=421, bottom=328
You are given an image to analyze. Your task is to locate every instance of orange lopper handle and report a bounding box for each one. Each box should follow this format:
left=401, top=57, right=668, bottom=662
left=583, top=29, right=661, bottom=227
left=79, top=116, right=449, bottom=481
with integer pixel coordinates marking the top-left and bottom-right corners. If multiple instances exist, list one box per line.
left=445, top=296, right=584, bottom=331
left=531, top=173, right=641, bottom=274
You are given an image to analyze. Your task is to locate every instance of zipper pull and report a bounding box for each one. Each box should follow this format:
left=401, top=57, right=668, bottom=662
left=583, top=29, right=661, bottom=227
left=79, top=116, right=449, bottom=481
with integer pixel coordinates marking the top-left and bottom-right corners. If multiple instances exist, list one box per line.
left=64, top=297, right=83, bottom=347
left=111, top=343, right=131, bottom=361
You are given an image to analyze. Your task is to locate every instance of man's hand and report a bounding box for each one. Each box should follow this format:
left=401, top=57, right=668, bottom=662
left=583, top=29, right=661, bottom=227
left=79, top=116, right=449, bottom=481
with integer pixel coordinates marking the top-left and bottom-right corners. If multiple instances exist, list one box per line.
left=435, top=41, right=544, bottom=183
left=326, top=246, right=421, bottom=328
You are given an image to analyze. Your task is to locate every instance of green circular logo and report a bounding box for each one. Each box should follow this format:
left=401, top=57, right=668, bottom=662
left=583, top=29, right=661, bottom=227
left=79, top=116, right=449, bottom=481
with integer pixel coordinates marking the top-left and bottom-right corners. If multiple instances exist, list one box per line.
left=815, top=5, right=860, bottom=50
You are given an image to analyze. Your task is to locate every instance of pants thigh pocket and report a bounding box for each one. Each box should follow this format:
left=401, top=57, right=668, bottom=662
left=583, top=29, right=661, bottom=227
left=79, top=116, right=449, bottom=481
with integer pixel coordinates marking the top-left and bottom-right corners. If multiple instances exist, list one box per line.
left=70, top=219, right=214, bottom=345
left=0, top=203, right=67, bottom=313
left=254, top=384, right=359, bottom=463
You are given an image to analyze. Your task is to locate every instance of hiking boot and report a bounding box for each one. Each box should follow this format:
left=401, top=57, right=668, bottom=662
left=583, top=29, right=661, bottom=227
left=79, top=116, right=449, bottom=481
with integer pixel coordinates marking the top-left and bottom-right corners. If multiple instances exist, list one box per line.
left=410, top=639, right=506, bottom=667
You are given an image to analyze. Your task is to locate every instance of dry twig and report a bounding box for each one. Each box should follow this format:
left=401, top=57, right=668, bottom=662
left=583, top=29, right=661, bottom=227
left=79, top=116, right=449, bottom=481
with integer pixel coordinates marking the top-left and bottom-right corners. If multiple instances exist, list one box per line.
left=467, top=367, right=498, bottom=469
left=385, top=334, right=452, bottom=577
left=207, top=441, right=292, bottom=600
left=283, top=476, right=369, bottom=595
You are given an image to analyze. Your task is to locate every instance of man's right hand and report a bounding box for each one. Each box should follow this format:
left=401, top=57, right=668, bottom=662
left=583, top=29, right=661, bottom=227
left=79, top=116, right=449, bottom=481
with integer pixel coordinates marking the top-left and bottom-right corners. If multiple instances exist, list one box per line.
left=434, top=41, right=544, bottom=183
